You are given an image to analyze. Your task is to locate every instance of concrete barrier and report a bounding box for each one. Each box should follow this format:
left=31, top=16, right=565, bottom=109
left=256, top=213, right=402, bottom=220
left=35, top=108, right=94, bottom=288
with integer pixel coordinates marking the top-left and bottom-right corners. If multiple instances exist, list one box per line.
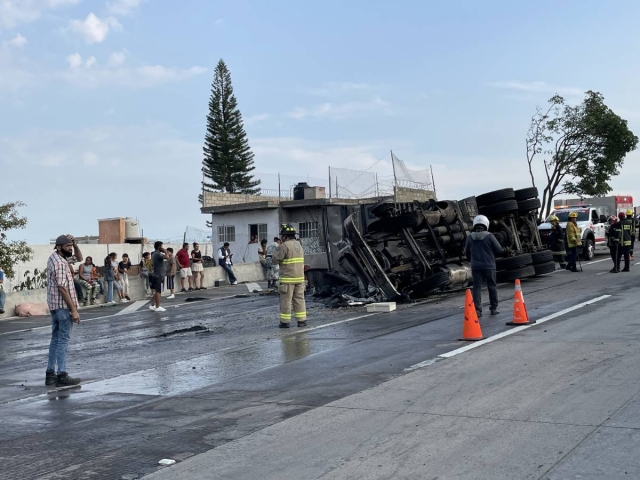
left=0, top=262, right=266, bottom=319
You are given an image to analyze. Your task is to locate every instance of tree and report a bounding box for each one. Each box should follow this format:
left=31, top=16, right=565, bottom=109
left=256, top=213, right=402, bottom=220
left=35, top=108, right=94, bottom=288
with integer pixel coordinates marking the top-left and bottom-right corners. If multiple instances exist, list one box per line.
left=202, top=59, right=260, bottom=196
left=0, top=201, right=33, bottom=279
left=526, top=90, right=638, bottom=220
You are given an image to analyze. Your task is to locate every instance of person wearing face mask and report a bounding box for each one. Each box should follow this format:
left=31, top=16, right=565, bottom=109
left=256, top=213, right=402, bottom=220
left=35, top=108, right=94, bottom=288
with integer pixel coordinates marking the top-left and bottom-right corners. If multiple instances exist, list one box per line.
left=45, top=234, right=82, bottom=387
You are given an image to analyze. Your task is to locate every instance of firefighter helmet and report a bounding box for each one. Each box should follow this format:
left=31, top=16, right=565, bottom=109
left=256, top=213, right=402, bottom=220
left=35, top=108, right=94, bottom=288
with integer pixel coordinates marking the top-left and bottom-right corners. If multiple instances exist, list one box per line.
left=618, top=212, right=626, bottom=219
left=279, top=223, right=297, bottom=236
left=568, top=211, right=578, bottom=218
left=549, top=215, right=559, bottom=222
left=472, top=215, right=490, bottom=229
left=626, top=209, right=634, bottom=216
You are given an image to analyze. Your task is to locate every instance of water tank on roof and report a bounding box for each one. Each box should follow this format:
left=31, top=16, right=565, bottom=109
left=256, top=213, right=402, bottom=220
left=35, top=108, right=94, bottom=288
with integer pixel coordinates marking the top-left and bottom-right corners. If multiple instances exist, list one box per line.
left=293, top=182, right=310, bottom=200
left=125, top=217, right=140, bottom=239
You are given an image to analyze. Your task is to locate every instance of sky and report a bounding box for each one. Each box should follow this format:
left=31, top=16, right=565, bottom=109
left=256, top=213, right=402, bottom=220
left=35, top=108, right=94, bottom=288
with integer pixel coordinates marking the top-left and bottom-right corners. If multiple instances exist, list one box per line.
left=2, top=0, right=640, bottom=243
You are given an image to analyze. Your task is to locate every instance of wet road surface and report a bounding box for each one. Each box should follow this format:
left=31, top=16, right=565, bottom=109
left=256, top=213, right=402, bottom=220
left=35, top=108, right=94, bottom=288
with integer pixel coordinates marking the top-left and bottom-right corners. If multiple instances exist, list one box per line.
left=0, top=253, right=636, bottom=479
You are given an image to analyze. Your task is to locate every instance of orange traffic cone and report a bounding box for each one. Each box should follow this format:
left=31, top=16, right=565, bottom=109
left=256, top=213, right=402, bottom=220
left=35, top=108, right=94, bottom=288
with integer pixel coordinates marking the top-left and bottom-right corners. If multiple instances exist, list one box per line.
left=506, top=279, right=534, bottom=326
left=460, top=289, right=485, bottom=341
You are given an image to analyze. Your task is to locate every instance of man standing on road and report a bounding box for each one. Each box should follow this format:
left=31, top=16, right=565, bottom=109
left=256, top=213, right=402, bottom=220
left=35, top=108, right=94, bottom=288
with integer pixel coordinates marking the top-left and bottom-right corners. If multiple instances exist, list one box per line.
left=465, top=215, right=503, bottom=318
left=218, top=242, right=238, bottom=285
left=548, top=215, right=567, bottom=270
left=176, top=243, right=194, bottom=292
left=45, top=235, right=82, bottom=386
left=606, top=215, right=621, bottom=273
left=617, top=212, right=632, bottom=272
left=149, top=241, right=168, bottom=312
left=565, top=212, right=582, bottom=273
left=272, top=224, right=306, bottom=328
left=166, top=248, right=176, bottom=299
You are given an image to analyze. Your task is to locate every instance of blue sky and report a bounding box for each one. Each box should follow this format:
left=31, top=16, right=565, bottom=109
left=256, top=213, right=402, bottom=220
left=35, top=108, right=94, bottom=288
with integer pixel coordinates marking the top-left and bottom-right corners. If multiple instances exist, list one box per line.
left=2, top=0, right=640, bottom=243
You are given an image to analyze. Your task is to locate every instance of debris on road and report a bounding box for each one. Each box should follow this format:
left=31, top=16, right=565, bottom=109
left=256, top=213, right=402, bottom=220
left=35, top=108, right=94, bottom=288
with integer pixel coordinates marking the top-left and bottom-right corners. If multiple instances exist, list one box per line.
left=158, top=459, right=176, bottom=466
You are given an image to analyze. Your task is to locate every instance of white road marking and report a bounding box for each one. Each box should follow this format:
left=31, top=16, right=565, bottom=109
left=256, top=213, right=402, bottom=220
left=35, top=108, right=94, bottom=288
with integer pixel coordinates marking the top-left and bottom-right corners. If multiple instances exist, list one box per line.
left=114, top=300, right=148, bottom=316
left=594, top=272, right=607, bottom=276
left=405, top=294, right=611, bottom=370
left=585, top=259, right=609, bottom=265
left=297, top=313, right=378, bottom=333
left=635, top=262, right=640, bottom=266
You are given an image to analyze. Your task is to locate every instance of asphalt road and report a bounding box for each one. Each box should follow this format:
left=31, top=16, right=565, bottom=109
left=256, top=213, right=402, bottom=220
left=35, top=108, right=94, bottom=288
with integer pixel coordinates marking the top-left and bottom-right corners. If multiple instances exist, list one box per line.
left=1, top=250, right=638, bottom=479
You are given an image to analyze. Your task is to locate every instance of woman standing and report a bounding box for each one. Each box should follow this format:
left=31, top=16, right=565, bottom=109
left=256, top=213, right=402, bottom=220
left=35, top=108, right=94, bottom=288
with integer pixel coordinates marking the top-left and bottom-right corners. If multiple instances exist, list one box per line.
left=103, top=253, right=118, bottom=304
left=118, top=253, right=132, bottom=301
left=139, top=252, right=152, bottom=295
left=77, top=256, right=99, bottom=306
left=112, top=255, right=128, bottom=303
left=191, top=242, right=205, bottom=290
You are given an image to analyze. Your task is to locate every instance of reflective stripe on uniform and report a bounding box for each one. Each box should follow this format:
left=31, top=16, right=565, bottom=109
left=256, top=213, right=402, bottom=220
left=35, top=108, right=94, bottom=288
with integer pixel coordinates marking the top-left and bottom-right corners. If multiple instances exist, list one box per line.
left=280, top=313, right=292, bottom=320
left=294, top=312, right=306, bottom=318
left=281, top=257, right=304, bottom=265
left=280, top=277, right=305, bottom=284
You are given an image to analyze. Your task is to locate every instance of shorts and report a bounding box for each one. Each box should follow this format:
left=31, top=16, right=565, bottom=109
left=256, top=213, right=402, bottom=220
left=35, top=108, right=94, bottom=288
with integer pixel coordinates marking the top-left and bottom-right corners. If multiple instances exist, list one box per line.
left=150, top=275, right=164, bottom=292
left=192, top=263, right=203, bottom=272
left=166, top=275, right=175, bottom=290
left=180, top=267, right=192, bottom=278
left=114, top=280, right=123, bottom=291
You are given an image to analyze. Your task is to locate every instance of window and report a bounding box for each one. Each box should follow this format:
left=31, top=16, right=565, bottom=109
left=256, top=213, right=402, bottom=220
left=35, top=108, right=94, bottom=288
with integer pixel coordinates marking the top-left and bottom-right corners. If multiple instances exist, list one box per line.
left=298, top=221, right=319, bottom=239
left=249, top=224, right=268, bottom=244
left=217, top=225, right=235, bottom=243
left=548, top=210, right=589, bottom=222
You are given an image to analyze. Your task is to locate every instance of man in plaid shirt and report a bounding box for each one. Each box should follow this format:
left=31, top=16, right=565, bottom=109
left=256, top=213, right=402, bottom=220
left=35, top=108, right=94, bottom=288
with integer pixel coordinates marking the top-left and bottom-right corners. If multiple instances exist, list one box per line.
left=45, top=234, right=83, bottom=387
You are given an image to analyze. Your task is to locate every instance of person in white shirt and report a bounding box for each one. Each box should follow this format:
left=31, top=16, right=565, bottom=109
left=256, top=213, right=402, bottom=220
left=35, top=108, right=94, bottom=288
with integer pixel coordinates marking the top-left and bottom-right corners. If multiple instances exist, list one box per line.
left=218, top=242, right=238, bottom=285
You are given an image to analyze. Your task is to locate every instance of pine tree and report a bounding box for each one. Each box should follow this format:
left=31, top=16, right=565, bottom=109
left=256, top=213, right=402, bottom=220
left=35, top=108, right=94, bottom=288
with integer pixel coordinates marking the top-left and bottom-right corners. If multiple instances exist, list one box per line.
left=202, top=59, right=260, bottom=195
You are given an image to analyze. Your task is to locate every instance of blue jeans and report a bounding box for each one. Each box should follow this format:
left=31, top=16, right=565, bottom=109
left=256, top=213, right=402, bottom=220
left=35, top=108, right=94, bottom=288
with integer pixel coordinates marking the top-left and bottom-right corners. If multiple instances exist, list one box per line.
left=47, top=309, right=73, bottom=374
left=0, top=288, right=5, bottom=312
left=221, top=263, right=237, bottom=283
left=472, top=268, right=498, bottom=313
left=106, top=280, right=114, bottom=302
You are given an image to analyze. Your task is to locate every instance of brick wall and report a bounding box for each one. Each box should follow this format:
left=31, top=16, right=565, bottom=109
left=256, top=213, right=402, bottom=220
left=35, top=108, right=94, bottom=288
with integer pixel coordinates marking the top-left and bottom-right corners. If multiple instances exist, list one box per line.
left=98, top=218, right=125, bottom=244
left=203, top=191, right=281, bottom=207
left=394, top=187, right=437, bottom=203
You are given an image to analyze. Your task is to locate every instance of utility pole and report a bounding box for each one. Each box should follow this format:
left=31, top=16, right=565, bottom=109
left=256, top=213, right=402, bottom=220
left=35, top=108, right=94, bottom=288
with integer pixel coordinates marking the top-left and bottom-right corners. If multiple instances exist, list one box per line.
left=328, top=166, right=332, bottom=199
left=391, top=150, right=397, bottom=202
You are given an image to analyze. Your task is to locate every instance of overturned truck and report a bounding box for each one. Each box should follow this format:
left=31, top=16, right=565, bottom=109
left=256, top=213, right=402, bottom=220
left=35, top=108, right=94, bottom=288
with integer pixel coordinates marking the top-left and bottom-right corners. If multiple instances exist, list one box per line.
left=336, top=187, right=555, bottom=302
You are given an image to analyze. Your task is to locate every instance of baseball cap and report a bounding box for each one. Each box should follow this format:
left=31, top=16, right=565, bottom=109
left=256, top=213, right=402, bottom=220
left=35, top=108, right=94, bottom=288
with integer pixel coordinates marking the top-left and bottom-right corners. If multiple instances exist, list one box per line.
left=54, top=234, right=73, bottom=246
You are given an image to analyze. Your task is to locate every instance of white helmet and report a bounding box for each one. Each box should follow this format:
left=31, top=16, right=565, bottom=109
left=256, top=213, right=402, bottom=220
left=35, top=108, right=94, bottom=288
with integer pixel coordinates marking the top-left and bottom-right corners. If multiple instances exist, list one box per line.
left=473, top=215, right=490, bottom=229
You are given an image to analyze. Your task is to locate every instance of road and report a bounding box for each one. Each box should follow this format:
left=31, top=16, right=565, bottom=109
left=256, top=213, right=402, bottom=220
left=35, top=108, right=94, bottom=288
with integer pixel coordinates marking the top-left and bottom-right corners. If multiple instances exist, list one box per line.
left=1, top=251, right=639, bottom=479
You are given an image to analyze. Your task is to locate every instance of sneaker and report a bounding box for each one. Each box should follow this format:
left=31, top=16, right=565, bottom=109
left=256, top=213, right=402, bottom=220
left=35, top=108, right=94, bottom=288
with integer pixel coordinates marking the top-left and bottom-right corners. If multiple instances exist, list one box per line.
left=476, top=310, right=483, bottom=318
left=90, top=299, right=95, bottom=305
left=167, top=294, right=175, bottom=299
left=231, top=281, right=238, bottom=285
left=83, top=300, right=88, bottom=307
left=56, top=372, right=81, bottom=386
left=490, top=309, right=500, bottom=315
left=45, top=370, right=57, bottom=386
left=149, top=305, right=157, bottom=311
left=200, top=287, right=207, bottom=290
left=188, top=287, right=194, bottom=292
left=181, top=288, right=187, bottom=293
left=120, top=299, right=129, bottom=303
left=279, top=322, right=290, bottom=328
left=125, top=295, right=131, bottom=301
left=297, top=321, right=307, bottom=327
left=154, top=306, right=166, bottom=312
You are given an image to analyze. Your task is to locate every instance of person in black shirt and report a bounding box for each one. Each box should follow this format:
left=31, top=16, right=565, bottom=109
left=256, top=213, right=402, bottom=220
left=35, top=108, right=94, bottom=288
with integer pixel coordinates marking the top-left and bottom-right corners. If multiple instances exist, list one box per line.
left=191, top=242, right=206, bottom=290
left=118, top=253, right=132, bottom=300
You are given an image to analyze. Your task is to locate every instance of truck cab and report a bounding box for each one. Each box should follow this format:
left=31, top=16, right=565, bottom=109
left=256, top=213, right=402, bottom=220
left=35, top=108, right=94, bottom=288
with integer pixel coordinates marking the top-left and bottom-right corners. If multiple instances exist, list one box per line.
left=538, top=206, right=606, bottom=261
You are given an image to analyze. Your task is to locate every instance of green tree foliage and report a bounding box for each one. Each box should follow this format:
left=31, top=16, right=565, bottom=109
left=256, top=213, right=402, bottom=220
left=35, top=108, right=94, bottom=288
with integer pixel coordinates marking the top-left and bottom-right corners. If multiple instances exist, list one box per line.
left=202, top=59, right=260, bottom=195
left=526, top=91, right=638, bottom=220
left=0, top=201, right=33, bottom=279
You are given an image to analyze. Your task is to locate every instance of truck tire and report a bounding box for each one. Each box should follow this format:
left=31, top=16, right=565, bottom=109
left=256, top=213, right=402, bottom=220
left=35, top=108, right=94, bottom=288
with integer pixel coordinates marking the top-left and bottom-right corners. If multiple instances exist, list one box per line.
left=476, top=188, right=515, bottom=208
left=534, top=261, right=556, bottom=275
left=496, top=265, right=536, bottom=283
left=514, top=187, right=539, bottom=201
left=531, top=250, right=553, bottom=265
left=496, top=253, right=533, bottom=270
left=517, top=198, right=542, bottom=214
left=479, top=199, right=519, bottom=217
left=581, top=238, right=595, bottom=261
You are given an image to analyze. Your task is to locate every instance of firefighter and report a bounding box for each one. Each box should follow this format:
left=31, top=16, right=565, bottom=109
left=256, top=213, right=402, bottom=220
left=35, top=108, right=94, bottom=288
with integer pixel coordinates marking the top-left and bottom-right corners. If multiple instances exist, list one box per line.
left=565, top=211, right=582, bottom=272
left=606, top=215, right=620, bottom=273
left=272, top=223, right=306, bottom=328
left=617, top=212, right=632, bottom=272
left=548, top=215, right=567, bottom=270
left=626, top=209, right=636, bottom=259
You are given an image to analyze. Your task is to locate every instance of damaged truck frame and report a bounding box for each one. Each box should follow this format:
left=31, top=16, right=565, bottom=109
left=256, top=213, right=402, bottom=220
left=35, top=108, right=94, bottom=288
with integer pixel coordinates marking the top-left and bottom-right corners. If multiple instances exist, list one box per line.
left=337, top=187, right=555, bottom=302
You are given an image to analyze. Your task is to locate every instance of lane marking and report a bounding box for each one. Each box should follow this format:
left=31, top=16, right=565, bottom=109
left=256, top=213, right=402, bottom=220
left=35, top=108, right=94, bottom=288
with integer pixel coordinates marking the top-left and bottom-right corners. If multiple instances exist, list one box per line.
left=404, top=357, right=442, bottom=372
left=114, top=300, right=148, bottom=316
left=297, top=313, right=378, bottom=333
left=405, top=294, right=611, bottom=371
left=585, top=259, right=609, bottom=265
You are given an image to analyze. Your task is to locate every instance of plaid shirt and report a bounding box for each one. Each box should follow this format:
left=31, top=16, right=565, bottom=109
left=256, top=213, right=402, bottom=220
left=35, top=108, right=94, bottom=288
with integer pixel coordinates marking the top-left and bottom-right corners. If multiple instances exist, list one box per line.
left=47, top=252, right=79, bottom=311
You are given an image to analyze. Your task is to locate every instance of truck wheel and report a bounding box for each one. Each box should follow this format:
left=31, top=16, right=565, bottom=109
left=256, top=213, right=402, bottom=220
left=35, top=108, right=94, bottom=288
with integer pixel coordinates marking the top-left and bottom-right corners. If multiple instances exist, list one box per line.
left=478, top=199, right=519, bottom=217
left=531, top=250, right=553, bottom=265
left=534, top=261, right=556, bottom=275
left=496, top=265, right=536, bottom=283
left=517, top=198, right=541, bottom=214
left=514, top=187, right=539, bottom=201
left=475, top=188, right=515, bottom=208
left=496, top=253, right=533, bottom=270
left=581, top=239, right=595, bottom=261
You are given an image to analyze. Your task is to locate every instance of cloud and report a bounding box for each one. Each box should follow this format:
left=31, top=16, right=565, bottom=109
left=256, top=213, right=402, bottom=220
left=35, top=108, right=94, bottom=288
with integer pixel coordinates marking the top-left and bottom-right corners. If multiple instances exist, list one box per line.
left=61, top=63, right=208, bottom=88
left=288, top=97, right=391, bottom=120
left=304, top=82, right=381, bottom=97
left=0, top=0, right=81, bottom=28
left=66, top=52, right=97, bottom=68
left=82, top=152, right=98, bottom=165
left=6, top=33, right=28, bottom=48
left=244, top=113, right=271, bottom=125
left=69, top=13, right=122, bottom=44
left=106, top=0, right=143, bottom=16
left=490, top=80, right=584, bottom=97
left=107, top=50, right=126, bottom=67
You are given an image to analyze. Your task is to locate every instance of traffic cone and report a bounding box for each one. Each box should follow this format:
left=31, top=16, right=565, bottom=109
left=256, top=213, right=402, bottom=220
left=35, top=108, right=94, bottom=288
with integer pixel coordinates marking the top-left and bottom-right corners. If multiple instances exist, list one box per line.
left=459, top=289, right=485, bottom=341
left=506, top=279, right=535, bottom=326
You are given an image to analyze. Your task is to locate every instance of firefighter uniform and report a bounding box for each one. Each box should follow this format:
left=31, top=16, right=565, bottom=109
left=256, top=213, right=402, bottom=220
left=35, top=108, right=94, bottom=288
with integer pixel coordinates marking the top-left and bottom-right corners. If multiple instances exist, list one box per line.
left=606, top=216, right=620, bottom=273
left=566, top=214, right=582, bottom=272
left=617, top=213, right=633, bottom=272
left=548, top=216, right=567, bottom=269
left=272, top=225, right=306, bottom=327
left=627, top=209, right=636, bottom=258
